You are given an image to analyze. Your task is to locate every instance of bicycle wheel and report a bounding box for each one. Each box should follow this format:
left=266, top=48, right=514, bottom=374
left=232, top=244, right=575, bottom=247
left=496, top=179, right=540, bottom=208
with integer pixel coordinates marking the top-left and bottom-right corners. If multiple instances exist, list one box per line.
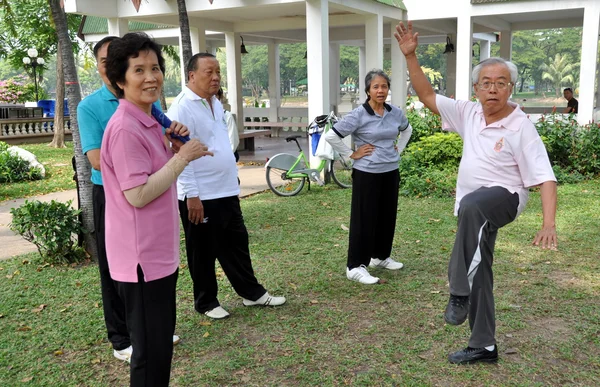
left=330, top=157, right=353, bottom=189
left=266, top=166, right=306, bottom=196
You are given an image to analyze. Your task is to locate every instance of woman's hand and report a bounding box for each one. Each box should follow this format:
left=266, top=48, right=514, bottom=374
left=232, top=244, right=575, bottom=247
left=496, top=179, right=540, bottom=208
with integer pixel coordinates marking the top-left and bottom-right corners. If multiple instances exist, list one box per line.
left=165, top=120, right=191, bottom=153
left=394, top=21, right=419, bottom=57
left=350, top=144, right=375, bottom=160
left=178, top=139, right=214, bottom=162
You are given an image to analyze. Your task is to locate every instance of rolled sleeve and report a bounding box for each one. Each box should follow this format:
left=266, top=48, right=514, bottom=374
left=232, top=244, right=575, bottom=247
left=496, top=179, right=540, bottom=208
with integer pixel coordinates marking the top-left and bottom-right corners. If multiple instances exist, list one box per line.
left=518, top=137, right=557, bottom=188
left=78, top=103, right=104, bottom=154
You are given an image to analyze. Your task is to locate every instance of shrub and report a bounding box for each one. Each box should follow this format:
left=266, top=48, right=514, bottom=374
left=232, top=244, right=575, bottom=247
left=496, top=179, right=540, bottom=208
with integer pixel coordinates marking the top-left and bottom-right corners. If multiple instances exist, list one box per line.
left=0, top=142, right=43, bottom=183
left=536, top=114, right=600, bottom=177
left=405, top=98, right=442, bottom=143
left=399, top=132, right=463, bottom=198
left=552, top=165, right=587, bottom=185
left=9, top=200, right=86, bottom=264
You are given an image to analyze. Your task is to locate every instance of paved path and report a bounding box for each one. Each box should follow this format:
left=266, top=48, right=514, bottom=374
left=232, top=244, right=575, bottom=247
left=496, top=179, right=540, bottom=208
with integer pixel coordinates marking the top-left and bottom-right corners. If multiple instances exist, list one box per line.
left=0, top=135, right=309, bottom=261
left=0, top=164, right=274, bottom=261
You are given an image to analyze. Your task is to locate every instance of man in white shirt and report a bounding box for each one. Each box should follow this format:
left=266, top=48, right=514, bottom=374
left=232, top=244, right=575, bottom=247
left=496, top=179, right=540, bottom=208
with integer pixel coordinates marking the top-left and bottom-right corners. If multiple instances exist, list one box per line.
left=167, top=53, right=285, bottom=320
left=395, top=22, right=557, bottom=364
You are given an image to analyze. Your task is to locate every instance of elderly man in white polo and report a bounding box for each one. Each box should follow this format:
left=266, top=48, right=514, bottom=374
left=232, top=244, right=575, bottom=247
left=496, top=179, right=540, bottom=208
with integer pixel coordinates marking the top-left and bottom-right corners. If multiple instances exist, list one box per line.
left=395, top=21, right=558, bottom=365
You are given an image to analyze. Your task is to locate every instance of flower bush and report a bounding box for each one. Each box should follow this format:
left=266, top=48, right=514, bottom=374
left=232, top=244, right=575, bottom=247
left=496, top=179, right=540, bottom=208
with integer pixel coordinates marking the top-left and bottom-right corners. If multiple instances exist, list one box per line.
left=0, top=75, right=44, bottom=103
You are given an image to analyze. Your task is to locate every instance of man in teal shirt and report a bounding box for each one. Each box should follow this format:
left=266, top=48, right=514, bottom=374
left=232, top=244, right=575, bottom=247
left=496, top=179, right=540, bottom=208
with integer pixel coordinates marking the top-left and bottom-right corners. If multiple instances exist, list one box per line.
left=78, top=36, right=176, bottom=362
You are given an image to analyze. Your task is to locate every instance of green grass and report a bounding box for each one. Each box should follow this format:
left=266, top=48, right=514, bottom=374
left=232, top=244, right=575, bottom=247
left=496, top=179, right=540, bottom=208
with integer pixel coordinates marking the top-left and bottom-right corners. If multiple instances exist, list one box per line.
left=0, top=142, right=75, bottom=203
left=1, top=180, right=599, bottom=386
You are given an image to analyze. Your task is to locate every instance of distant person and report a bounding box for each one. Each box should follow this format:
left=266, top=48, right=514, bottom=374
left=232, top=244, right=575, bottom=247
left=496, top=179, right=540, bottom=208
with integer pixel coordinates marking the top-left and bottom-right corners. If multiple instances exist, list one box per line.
left=396, top=21, right=557, bottom=365
left=167, top=53, right=285, bottom=320
left=563, top=87, right=578, bottom=114
left=324, top=69, right=412, bottom=285
left=101, top=32, right=211, bottom=385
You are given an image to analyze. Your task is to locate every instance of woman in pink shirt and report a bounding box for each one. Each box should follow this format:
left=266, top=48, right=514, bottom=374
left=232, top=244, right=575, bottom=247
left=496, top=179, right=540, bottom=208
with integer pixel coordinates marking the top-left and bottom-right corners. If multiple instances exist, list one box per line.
left=101, top=32, right=211, bottom=386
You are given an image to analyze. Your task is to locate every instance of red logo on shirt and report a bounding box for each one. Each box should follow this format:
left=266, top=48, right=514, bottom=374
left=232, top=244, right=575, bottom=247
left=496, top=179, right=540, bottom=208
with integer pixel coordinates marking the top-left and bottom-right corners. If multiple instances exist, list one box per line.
left=494, top=137, right=504, bottom=152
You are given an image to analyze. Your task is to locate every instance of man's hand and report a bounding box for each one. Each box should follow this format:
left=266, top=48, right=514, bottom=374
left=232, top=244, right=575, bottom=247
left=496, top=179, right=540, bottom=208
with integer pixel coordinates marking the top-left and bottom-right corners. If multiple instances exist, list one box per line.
left=533, top=180, right=558, bottom=250
left=351, top=144, right=375, bottom=160
left=187, top=197, right=204, bottom=225
left=394, top=21, right=419, bottom=57
left=533, top=225, right=557, bottom=250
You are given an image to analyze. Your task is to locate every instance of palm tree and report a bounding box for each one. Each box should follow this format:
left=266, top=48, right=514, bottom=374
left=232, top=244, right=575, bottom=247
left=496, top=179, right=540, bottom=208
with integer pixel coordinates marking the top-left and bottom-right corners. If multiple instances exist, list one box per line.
left=48, top=0, right=96, bottom=256
left=539, top=53, right=575, bottom=98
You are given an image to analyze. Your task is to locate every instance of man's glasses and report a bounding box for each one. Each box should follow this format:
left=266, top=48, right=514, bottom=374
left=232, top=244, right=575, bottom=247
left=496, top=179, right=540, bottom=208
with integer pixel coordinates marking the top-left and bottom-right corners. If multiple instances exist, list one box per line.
left=478, top=81, right=512, bottom=91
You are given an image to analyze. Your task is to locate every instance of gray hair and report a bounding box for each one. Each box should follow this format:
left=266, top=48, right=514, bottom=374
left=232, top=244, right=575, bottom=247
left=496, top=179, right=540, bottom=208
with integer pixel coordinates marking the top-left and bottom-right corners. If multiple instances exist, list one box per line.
left=364, top=69, right=391, bottom=100
left=472, top=57, right=518, bottom=85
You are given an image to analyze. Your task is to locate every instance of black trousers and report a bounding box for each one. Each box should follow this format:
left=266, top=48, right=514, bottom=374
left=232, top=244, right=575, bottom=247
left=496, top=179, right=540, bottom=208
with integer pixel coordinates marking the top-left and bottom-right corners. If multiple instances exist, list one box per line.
left=115, top=266, right=178, bottom=387
left=93, top=184, right=130, bottom=350
left=179, top=196, right=266, bottom=313
left=347, top=169, right=400, bottom=269
left=448, top=186, right=519, bottom=348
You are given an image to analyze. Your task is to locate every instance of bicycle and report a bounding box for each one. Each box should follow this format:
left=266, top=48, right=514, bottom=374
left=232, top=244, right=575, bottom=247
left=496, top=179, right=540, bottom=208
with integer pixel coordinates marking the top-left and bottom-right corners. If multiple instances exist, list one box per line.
left=264, top=112, right=353, bottom=197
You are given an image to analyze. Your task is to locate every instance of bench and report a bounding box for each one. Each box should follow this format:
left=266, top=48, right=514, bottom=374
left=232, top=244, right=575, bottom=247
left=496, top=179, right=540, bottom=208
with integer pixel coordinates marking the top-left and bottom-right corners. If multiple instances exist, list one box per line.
left=238, top=129, right=271, bottom=151
left=243, top=121, right=307, bottom=137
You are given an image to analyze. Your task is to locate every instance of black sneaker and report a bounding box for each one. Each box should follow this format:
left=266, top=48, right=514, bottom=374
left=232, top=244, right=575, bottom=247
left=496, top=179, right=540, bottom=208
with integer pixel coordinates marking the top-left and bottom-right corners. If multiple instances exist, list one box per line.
left=448, top=346, right=498, bottom=364
left=444, top=295, right=469, bottom=325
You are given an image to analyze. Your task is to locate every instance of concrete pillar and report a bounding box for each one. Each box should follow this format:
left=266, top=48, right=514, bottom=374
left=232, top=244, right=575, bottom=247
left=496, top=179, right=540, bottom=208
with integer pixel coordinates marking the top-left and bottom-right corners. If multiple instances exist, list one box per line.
left=359, top=46, right=367, bottom=103
left=306, top=0, right=330, bottom=166
left=480, top=40, right=490, bottom=61
left=455, top=16, right=473, bottom=101
left=365, top=14, right=383, bottom=72
left=225, top=32, right=244, bottom=128
left=499, top=30, right=513, bottom=61
left=390, top=21, right=407, bottom=108
left=329, top=43, right=341, bottom=114
left=268, top=42, right=281, bottom=131
left=179, top=28, right=205, bottom=88
left=107, top=18, right=128, bottom=37
left=578, top=3, right=600, bottom=125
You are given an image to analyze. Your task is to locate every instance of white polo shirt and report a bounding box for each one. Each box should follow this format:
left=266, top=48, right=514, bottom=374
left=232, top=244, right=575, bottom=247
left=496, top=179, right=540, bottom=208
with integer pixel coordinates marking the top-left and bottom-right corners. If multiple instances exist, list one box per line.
left=167, top=87, right=239, bottom=201
left=436, top=94, right=556, bottom=216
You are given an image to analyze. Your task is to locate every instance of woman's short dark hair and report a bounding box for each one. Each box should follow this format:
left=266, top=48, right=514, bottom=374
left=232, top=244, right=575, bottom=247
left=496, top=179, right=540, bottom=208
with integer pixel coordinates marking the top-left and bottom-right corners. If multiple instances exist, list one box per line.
left=364, top=69, right=391, bottom=101
left=105, top=32, right=165, bottom=98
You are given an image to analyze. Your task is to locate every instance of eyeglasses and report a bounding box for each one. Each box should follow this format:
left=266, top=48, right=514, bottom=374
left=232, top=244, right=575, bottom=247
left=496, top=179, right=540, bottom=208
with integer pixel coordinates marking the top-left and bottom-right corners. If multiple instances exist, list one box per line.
left=478, top=81, right=512, bottom=91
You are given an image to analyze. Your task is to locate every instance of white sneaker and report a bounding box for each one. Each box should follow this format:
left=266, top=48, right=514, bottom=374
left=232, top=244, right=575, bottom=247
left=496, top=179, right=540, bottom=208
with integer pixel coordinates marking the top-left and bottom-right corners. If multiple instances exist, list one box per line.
left=204, top=306, right=230, bottom=319
left=346, top=265, right=380, bottom=284
left=173, top=335, right=181, bottom=345
left=369, top=257, right=404, bottom=270
left=113, top=345, right=133, bottom=363
left=243, top=292, right=286, bottom=306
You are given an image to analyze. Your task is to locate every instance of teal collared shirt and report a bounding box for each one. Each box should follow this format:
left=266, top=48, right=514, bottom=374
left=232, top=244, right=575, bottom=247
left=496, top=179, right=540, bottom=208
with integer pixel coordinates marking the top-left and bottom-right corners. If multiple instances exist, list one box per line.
left=78, top=84, right=162, bottom=185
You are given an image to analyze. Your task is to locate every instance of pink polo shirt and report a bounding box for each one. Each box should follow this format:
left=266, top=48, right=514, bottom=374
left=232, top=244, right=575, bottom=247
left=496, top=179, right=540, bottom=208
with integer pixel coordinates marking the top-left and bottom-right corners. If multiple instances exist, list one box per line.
left=100, top=99, right=179, bottom=283
left=436, top=95, right=556, bottom=216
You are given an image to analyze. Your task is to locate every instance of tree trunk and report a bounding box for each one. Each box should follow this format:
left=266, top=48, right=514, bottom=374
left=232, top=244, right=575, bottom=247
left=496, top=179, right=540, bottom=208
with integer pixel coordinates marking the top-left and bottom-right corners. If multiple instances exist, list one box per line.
left=177, top=0, right=193, bottom=75
left=49, top=40, right=65, bottom=148
left=48, top=0, right=97, bottom=259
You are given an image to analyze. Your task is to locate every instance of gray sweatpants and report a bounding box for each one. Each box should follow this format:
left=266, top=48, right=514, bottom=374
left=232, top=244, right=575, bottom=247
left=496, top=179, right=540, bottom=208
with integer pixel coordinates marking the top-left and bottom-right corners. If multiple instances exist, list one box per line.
left=448, top=186, right=519, bottom=348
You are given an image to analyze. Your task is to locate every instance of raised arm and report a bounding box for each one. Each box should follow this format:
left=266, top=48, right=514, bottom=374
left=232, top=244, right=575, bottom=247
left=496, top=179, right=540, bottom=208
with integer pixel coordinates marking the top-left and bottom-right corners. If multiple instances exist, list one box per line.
left=394, top=21, right=439, bottom=115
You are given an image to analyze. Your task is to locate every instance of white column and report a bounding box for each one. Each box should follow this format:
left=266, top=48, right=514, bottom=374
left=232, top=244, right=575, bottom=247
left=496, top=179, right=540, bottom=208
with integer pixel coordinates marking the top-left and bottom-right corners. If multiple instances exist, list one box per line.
left=479, top=40, right=490, bottom=61
left=329, top=43, right=341, bottom=114
left=445, top=35, right=456, bottom=98
left=225, top=32, right=244, bottom=128
left=365, top=14, right=383, bottom=72
left=359, top=46, right=367, bottom=103
left=499, top=30, right=512, bottom=60
left=107, top=18, right=128, bottom=37
left=306, top=0, right=330, bottom=167
left=455, top=16, right=473, bottom=101
left=390, top=21, right=407, bottom=108
left=578, top=3, right=600, bottom=125
left=268, top=42, right=281, bottom=133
